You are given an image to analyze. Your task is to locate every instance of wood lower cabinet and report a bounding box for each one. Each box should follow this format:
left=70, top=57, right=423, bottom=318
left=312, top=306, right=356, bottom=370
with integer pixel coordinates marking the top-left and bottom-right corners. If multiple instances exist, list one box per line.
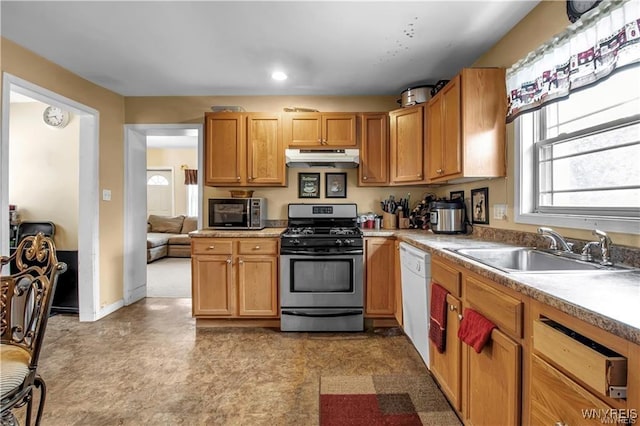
left=364, top=237, right=395, bottom=317
left=191, top=255, right=234, bottom=316
left=359, top=113, right=389, bottom=185
left=430, top=293, right=463, bottom=411
left=284, top=112, right=357, bottom=147
left=191, top=237, right=279, bottom=318
left=530, top=354, right=615, bottom=426
left=393, top=240, right=403, bottom=326
left=204, top=112, right=285, bottom=187
left=463, top=328, right=521, bottom=426
left=430, top=256, right=463, bottom=411
left=426, top=68, right=506, bottom=183
left=389, top=105, right=426, bottom=184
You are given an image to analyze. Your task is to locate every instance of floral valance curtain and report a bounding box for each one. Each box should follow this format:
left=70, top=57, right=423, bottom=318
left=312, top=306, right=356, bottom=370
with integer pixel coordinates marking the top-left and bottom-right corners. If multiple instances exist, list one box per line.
left=184, top=169, right=197, bottom=185
left=506, top=0, right=640, bottom=122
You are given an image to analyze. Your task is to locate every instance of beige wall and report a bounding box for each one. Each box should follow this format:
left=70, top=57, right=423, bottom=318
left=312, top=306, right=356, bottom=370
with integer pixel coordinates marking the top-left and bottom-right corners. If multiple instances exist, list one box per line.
left=126, top=96, right=433, bottom=222
left=9, top=101, right=80, bottom=249
left=436, top=1, right=639, bottom=248
left=146, top=148, right=197, bottom=216
left=2, top=37, right=126, bottom=308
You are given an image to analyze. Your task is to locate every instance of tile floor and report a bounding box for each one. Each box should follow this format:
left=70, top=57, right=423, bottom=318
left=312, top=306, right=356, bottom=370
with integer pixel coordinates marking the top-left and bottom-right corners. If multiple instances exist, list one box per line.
left=20, top=298, right=446, bottom=425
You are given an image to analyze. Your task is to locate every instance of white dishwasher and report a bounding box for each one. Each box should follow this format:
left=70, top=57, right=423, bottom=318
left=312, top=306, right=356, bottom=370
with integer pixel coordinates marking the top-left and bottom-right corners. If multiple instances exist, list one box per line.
left=399, top=242, right=431, bottom=368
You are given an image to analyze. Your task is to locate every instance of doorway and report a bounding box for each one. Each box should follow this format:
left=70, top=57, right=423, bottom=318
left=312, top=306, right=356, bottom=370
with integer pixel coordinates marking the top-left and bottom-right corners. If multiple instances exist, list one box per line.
left=1, top=73, right=100, bottom=321
left=123, top=124, right=203, bottom=304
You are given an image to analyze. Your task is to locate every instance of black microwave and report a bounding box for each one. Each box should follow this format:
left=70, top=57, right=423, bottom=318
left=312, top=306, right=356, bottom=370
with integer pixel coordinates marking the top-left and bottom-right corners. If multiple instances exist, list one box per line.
left=208, top=198, right=267, bottom=229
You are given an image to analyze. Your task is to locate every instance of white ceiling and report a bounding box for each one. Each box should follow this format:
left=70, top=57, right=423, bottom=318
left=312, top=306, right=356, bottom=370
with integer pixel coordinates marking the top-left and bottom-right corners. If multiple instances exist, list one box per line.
left=1, top=1, right=540, bottom=97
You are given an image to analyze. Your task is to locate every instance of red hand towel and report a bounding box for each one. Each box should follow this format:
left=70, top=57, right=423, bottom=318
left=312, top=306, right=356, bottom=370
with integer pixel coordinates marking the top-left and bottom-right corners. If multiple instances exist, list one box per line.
left=457, top=308, right=496, bottom=353
left=428, top=282, right=449, bottom=353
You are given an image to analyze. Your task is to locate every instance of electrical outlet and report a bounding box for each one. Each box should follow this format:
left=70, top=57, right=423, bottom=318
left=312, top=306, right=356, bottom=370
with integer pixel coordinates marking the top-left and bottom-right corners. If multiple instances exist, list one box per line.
left=102, top=189, right=112, bottom=201
left=493, top=204, right=507, bottom=220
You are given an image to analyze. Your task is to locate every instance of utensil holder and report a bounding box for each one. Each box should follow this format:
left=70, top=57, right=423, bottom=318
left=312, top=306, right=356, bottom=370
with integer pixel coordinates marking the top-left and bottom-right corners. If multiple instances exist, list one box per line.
left=382, top=212, right=397, bottom=229
left=399, top=218, right=410, bottom=229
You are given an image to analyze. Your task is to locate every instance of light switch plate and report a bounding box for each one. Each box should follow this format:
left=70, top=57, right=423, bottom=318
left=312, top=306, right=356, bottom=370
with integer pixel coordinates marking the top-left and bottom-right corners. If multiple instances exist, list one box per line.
left=493, top=204, right=507, bottom=220
left=102, top=189, right=111, bottom=201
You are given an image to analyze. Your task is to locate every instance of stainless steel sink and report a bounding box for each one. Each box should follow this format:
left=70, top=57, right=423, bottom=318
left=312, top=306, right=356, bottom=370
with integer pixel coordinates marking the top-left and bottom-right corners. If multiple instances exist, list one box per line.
left=448, top=247, right=629, bottom=274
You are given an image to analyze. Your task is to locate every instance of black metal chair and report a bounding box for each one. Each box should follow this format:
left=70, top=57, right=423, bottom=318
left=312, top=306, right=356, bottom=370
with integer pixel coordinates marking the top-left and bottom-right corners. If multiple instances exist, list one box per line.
left=0, top=233, right=67, bottom=425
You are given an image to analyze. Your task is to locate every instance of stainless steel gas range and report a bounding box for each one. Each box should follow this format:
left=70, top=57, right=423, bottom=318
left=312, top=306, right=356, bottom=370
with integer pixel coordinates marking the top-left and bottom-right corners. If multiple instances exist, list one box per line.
left=280, top=203, right=364, bottom=332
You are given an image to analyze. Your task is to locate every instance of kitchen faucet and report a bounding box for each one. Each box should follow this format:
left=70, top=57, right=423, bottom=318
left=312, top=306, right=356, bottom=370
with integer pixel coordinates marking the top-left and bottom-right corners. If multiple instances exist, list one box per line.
left=537, top=227, right=574, bottom=253
left=593, top=229, right=613, bottom=266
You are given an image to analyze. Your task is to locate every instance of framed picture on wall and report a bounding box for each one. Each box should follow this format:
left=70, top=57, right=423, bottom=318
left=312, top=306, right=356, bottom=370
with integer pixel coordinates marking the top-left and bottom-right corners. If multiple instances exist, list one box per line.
left=298, top=173, right=320, bottom=198
left=450, top=190, right=464, bottom=201
left=325, top=173, right=347, bottom=198
left=471, top=187, right=489, bottom=225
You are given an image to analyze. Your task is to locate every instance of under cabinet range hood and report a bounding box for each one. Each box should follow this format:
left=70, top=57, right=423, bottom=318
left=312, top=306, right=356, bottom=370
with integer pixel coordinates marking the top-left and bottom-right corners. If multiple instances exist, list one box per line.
left=285, top=149, right=360, bottom=168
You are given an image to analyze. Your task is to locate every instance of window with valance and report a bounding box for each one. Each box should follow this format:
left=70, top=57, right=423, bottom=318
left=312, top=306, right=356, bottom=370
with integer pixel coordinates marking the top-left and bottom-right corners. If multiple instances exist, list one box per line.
left=511, top=0, right=640, bottom=234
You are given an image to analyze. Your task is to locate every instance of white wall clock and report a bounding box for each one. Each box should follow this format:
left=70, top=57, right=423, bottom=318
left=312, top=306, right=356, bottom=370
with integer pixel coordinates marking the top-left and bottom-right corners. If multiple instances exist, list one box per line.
left=43, top=106, right=71, bottom=128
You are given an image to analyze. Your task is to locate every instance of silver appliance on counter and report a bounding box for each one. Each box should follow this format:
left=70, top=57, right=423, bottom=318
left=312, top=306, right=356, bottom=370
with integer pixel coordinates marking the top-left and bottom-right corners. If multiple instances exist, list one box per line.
left=280, top=203, right=364, bottom=332
left=429, top=199, right=466, bottom=234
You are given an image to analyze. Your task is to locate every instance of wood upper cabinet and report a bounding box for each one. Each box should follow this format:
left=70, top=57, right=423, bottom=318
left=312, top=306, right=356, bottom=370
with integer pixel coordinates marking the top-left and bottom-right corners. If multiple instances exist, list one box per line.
left=364, top=237, right=395, bottom=317
left=204, top=112, right=244, bottom=186
left=284, top=112, right=357, bottom=147
left=427, top=76, right=461, bottom=180
left=359, top=113, right=389, bottom=185
left=246, top=113, right=285, bottom=185
left=204, top=112, right=285, bottom=187
left=426, top=68, right=507, bottom=183
left=191, top=238, right=279, bottom=318
left=389, top=105, right=426, bottom=184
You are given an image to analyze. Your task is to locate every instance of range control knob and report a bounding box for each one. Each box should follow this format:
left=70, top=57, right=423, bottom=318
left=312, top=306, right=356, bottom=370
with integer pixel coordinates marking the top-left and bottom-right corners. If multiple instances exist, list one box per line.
left=335, top=239, right=344, bottom=246
left=291, top=239, right=301, bottom=245
left=343, top=239, right=354, bottom=246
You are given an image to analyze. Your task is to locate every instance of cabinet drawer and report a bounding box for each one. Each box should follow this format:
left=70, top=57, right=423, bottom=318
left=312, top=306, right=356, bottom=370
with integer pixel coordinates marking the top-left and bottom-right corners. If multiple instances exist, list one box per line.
left=238, top=239, right=278, bottom=255
left=533, top=318, right=627, bottom=398
left=191, top=239, right=234, bottom=255
left=464, top=275, right=522, bottom=338
left=531, top=354, right=615, bottom=426
left=431, top=257, right=461, bottom=296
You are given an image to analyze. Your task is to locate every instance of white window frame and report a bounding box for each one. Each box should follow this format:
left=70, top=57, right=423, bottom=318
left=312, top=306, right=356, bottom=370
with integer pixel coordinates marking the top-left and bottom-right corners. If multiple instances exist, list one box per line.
left=514, top=113, right=640, bottom=235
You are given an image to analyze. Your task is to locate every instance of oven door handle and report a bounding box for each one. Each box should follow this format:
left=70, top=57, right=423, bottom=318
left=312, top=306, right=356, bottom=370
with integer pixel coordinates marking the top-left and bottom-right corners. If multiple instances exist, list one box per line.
left=280, top=249, right=363, bottom=256
left=281, top=309, right=363, bottom=318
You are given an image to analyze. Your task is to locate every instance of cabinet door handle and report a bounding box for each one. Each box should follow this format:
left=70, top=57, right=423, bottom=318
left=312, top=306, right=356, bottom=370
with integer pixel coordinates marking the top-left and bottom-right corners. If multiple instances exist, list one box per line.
left=226, top=258, right=232, bottom=264
left=248, top=176, right=253, bottom=180
left=554, top=422, right=567, bottom=426
left=450, top=304, right=463, bottom=321
left=208, top=245, right=215, bottom=249
left=363, top=176, right=368, bottom=180
left=417, top=173, right=422, bottom=178
left=239, top=259, right=244, bottom=264
left=437, top=168, right=443, bottom=174
left=236, top=176, right=241, bottom=180
left=254, top=245, right=260, bottom=249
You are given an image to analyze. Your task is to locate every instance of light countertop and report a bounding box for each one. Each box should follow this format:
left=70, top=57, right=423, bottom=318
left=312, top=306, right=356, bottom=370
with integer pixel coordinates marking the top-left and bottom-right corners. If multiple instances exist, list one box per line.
left=190, top=227, right=640, bottom=344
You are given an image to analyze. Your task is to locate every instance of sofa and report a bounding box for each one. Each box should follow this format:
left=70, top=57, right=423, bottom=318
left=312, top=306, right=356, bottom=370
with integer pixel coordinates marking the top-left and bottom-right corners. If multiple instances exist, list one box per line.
left=146, top=215, right=197, bottom=263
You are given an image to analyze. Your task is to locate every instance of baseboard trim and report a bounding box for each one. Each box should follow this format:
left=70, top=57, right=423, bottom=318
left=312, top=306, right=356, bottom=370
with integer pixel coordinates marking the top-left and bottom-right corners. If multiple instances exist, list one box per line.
left=196, top=318, right=280, bottom=328
left=96, top=299, right=125, bottom=320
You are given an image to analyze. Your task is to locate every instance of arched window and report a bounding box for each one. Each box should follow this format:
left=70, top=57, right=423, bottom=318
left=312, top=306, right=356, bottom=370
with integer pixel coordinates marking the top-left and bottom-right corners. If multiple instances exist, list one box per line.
left=147, top=175, right=169, bottom=186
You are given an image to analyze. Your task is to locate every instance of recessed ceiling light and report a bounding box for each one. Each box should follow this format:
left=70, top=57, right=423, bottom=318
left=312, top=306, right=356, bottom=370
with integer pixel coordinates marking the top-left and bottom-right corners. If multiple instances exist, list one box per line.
left=272, top=71, right=288, bottom=81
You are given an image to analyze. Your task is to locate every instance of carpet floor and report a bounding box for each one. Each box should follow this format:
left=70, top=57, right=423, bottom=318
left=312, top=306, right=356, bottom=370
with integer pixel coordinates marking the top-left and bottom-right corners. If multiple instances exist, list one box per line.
left=320, top=375, right=461, bottom=426
left=146, top=257, right=191, bottom=298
